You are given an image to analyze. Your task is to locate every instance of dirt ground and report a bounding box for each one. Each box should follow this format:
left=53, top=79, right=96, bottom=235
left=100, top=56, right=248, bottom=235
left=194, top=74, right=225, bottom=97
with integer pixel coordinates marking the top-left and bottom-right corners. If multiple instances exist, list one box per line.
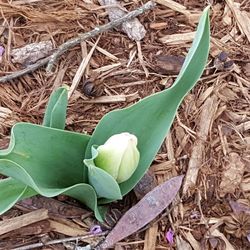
left=0, top=0, right=249, bottom=249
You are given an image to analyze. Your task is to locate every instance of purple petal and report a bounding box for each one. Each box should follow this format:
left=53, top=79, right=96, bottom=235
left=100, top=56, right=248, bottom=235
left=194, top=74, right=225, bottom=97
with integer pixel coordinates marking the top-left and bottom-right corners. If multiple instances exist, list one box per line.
left=247, top=233, right=250, bottom=243
left=90, top=225, right=102, bottom=235
left=0, top=46, right=5, bottom=56
left=165, top=228, right=174, bottom=245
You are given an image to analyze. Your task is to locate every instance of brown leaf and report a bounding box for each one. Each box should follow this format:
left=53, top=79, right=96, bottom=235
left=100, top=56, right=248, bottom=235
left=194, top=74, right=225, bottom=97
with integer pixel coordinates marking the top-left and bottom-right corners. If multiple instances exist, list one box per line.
left=100, top=175, right=184, bottom=249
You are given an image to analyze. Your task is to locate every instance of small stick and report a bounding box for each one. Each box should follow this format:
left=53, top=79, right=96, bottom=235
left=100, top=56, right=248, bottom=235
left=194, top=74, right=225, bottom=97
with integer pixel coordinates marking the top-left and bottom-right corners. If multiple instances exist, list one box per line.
left=0, top=57, right=50, bottom=83
left=46, top=1, right=155, bottom=72
left=0, top=1, right=155, bottom=83
left=12, top=231, right=108, bottom=250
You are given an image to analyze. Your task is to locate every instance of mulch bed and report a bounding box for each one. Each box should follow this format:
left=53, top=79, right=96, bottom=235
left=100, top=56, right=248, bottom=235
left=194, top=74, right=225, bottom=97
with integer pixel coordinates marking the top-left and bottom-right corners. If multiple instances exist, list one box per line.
left=0, top=0, right=249, bottom=249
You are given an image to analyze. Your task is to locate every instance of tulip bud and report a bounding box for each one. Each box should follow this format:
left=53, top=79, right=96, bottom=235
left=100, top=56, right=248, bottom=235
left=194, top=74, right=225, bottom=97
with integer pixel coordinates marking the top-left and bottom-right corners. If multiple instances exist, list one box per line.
left=94, top=133, right=140, bottom=183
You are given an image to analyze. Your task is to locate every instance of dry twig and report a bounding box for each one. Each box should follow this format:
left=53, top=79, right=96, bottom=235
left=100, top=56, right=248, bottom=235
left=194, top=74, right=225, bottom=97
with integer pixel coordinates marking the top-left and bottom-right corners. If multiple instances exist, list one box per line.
left=46, top=1, right=155, bottom=72
left=0, top=1, right=155, bottom=83
left=12, top=231, right=108, bottom=250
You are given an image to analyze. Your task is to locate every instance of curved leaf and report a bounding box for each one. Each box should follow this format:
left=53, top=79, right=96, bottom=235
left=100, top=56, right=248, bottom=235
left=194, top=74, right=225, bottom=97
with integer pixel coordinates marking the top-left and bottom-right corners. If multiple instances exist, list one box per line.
left=0, top=178, right=37, bottom=215
left=1, top=123, right=89, bottom=186
left=42, top=86, right=68, bottom=129
left=0, top=123, right=104, bottom=221
left=84, top=147, right=122, bottom=200
left=85, top=7, right=210, bottom=199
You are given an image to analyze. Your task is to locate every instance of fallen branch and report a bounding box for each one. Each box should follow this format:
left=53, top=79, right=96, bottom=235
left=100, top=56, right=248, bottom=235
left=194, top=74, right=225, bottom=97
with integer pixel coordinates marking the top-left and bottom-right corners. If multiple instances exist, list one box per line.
left=0, top=1, right=155, bottom=82
left=47, top=0, right=155, bottom=72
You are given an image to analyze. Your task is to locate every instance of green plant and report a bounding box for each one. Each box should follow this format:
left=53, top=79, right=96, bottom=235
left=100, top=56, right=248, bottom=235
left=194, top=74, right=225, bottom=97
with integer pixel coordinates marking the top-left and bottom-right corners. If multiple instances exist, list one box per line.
left=0, top=7, right=210, bottom=221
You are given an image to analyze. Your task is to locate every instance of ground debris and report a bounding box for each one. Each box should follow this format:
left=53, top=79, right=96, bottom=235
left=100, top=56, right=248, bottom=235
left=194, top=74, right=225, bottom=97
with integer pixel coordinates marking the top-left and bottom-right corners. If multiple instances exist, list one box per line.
left=0, top=0, right=249, bottom=249
left=219, top=152, right=245, bottom=197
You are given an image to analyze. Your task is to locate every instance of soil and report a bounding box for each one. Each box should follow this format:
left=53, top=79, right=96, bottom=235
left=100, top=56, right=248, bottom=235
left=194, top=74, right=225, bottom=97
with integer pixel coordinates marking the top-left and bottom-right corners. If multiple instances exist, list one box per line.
left=0, top=0, right=249, bottom=249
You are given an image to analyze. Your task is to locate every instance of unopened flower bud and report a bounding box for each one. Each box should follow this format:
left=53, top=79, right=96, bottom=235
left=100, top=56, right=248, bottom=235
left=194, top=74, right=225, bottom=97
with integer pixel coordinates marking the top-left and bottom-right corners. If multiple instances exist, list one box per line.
left=94, top=133, right=140, bottom=183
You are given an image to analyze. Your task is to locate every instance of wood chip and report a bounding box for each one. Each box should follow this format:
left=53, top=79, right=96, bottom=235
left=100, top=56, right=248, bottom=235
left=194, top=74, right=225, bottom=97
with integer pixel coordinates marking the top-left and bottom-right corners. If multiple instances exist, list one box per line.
left=99, top=0, right=146, bottom=41
left=155, top=0, right=201, bottom=23
left=49, top=219, right=87, bottom=236
left=86, top=40, right=119, bottom=61
left=16, top=196, right=90, bottom=219
left=155, top=0, right=188, bottom=15
left=225, top=0, right=250, bottom=43
left=183, top=95, right=219, bottom=194
left=222, top=4, right=232, bottom=26
left=81, top=95, right=126, bottom=104
left=210, top=229, right=235, bottom=250
left=219, top=152, right=245, bottom=197
left=159, top=32, right=195, bottom=45
left=134, top=169, right=157, bottom=200
left=0, top=209, right=49, bottom=236
left=176, top=235, right=192, bottom=250
left=92, top=63, right=121, bottom=73
left=143, top=223, right=158, bottom=250
left=68, top=38, right=99, bottom=99
left=154, top=55, right=185, bottom=74
left=182, top=231, right=200, bottom=250
left=80, top=92, right=139, bottom=104
left=0, top=106, right=12, bottom=124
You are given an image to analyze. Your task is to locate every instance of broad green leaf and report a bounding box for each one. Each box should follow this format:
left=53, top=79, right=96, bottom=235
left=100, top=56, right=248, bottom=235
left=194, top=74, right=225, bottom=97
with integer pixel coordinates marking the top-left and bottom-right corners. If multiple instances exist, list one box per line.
left=1, top=123, right=89, bottom=186
left=85, top=7, right=210, bottom=199
left=0, top=123, right=104, bottom=221
left=84, top=147, right=122, bottom=200
left=42, top=86, right=68, bottom=129
left=0, top=178, right=37, bottom=214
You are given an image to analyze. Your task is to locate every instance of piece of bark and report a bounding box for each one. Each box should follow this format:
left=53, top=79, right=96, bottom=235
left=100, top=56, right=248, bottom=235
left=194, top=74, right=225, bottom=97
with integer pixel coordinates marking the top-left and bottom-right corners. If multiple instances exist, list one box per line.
left=133, top=169, right=157, bottom=200
left=11, top=41, right=53, bottom=65
left=225, top=0, right=250, bottom=43
left=0, top=106, right=12, bottom=124
left=143, top=223, right=158, bottom=250
left=154, top=55, right=185, bottom=74
left=219, top=153, right=245, bottom=197
left=49, top=219, right=87, bottom=236
left=159, top=31, right=195, bottom=44
left=98, top=0, right=146, bottom=41
left=183, top=96, right=219, bottom=194
left=0, top=209, right=49, bottom=236
left=0, top=220, right=51, bottom=238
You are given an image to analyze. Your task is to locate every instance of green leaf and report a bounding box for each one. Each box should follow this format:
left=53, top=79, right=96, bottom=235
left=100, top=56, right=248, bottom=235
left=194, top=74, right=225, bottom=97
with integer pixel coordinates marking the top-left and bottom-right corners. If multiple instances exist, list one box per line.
left=42, top=86, right=68, bottom=129
left=1, top=123, right=89, bottom=186
left=84, top=147, right=122, bottom=200
left=0, top=123, right=104, bottom=221
left=85, top=7, right=210, bottom=199
left=0, top=178, right=37, bottom=214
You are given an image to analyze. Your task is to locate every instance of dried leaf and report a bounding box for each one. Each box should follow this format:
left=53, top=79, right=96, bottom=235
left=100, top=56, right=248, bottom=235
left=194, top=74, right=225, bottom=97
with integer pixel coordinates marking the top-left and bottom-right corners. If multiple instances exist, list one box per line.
left=100, top=175, right=184, bottom=248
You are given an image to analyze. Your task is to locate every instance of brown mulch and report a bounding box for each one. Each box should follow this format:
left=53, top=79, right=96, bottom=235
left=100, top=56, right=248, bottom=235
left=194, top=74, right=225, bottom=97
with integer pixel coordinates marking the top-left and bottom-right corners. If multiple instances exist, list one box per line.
left=0, top=0, right=250, bottom=249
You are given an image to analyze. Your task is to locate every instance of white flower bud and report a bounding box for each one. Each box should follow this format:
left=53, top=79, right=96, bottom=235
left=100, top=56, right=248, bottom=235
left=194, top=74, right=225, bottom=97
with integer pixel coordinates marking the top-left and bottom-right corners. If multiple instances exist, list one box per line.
left=94, top=133, right=140, bottom=183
